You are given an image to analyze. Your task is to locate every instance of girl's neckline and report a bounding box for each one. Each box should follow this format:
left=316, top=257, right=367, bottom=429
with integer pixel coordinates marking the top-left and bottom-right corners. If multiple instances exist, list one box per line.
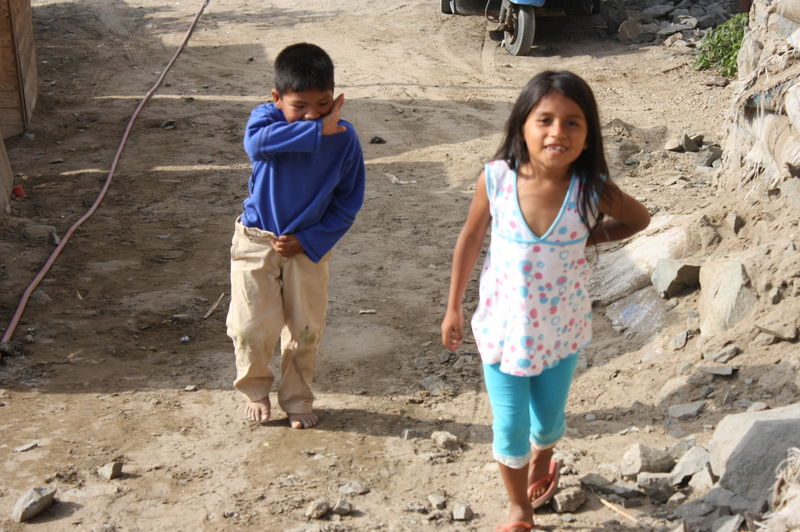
left=513, top=170, right=575, bottom=240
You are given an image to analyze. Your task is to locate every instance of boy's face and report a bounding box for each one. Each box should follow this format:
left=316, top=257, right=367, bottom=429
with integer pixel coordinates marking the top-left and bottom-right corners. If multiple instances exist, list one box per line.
left=272, top=88, right=335, bottom=123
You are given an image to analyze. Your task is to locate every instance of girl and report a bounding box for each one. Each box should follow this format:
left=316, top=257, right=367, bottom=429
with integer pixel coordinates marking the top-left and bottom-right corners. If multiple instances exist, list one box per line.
left=441, top=71, right=650, bottom=532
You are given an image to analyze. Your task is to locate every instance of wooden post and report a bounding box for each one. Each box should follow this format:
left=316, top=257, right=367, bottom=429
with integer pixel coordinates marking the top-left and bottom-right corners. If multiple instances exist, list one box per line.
left=0, top=0, right=38, bottom=139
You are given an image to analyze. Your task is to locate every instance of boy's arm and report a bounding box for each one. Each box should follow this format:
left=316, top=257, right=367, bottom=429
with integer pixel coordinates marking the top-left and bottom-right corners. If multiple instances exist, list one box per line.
left=294, top=143, right=366, bottom=262
left=243, top=105, right=320, bottom=161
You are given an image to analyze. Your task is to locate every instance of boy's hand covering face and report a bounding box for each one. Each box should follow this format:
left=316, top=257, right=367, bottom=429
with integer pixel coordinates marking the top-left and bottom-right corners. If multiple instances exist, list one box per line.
left=321, top=94, right=346, bottom=135
left=273, top=89, right=345, bottom=135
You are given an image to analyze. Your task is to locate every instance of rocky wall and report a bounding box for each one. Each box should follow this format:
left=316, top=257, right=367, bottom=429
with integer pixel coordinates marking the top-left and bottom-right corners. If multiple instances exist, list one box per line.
left=717, top=0, right=800, bottom=193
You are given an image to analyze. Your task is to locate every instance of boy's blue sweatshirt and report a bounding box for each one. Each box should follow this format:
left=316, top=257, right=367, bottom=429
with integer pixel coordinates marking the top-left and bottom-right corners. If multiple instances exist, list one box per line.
left=241, top=103, right=365, bottom=263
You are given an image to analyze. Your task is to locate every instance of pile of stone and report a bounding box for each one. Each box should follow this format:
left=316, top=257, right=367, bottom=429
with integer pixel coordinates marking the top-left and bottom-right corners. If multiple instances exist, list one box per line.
left=552, top=405, right=800, bottom=531
left=609, top=0, right=739, bottom=44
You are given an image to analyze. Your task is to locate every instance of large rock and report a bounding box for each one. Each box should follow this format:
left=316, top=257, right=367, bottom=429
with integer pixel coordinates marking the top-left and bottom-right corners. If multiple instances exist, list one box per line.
left=651, top=258, right=700, bottom=298
left=620, top=443, right=675, bottom=477
left=709, top=403, right=800, bottom=502
left=698, top=260, right=758, bottom=336
left=11, top=487, right=56, bottom=522
left=589, top=216, right=695, bottom=305
left=605, top=287, right=672, bottom=339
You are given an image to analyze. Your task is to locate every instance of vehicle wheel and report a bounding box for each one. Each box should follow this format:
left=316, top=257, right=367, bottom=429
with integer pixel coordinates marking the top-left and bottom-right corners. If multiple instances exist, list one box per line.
left=441, top=0, right=453, bottom=14
left=503, top=4, right=535, bottom=56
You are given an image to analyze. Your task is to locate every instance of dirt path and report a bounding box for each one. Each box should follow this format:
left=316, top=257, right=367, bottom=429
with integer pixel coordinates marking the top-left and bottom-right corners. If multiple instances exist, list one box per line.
left=1, top=1, right=737, bottom=530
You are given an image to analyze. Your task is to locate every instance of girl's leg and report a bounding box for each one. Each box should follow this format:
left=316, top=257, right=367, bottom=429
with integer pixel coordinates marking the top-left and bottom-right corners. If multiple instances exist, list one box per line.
left=527, top=353, right=579, bottom=489
left=483, top=363, right=534, bottom=527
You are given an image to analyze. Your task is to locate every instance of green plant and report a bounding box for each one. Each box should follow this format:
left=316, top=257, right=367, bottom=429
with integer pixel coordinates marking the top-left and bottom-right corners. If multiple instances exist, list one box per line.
left=694, top=13, right=749, bottom=77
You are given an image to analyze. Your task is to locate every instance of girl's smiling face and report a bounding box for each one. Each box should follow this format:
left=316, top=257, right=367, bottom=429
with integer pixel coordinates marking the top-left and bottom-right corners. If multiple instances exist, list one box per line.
left=522, top=90, right=589, bottom=176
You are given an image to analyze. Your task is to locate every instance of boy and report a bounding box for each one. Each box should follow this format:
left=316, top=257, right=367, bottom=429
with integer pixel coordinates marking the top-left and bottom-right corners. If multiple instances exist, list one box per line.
left=227, top=43, right=365, bottom=429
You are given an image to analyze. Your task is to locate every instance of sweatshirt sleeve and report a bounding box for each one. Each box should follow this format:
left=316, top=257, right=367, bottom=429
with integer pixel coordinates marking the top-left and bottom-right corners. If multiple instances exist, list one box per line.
left=243, top=104, right=321, bottom=161
left=295, top=136, right=366, bottom=262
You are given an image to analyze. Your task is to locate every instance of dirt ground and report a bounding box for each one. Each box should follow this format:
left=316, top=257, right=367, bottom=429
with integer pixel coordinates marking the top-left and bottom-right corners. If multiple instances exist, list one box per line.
left=2, top=0, right=795, bottom=531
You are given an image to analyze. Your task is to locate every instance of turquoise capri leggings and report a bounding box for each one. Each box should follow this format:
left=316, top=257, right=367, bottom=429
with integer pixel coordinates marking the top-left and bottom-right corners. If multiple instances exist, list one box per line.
left=483, top=352, right=579, bottom=469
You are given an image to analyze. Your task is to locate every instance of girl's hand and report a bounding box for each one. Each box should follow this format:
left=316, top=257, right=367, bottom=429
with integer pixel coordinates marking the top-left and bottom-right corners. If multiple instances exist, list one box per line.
left=321, top=94, right=346, bottom=136
left=441, top=308, right=464, bottom=352
left=271, top=234, right=304, bottom=257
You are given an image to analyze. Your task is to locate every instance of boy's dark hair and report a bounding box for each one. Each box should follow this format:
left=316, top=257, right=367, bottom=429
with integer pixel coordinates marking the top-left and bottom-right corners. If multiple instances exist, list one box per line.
left=494, top=70, right=613, bottom=236
left=273, top=43, right=334, bottom=94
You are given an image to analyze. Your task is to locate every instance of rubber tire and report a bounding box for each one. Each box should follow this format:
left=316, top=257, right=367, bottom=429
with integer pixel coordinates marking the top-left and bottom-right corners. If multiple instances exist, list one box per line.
left=441, top=0, right=453, bottom=13
left=503, top=4, right=535, bottom=56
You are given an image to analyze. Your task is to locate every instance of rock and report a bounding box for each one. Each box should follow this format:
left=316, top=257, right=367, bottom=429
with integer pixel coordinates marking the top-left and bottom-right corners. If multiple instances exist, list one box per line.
left=636, top=472, right=675, bottom=502
left=747, top=401, right=769, bottom=412
left=420, top=376, right=451, bottom=396
left=697, top=366, right=734, bottom=377
left=755, top=319, right=799, bottom=342
left=427, top=492, right=446, bottom=509
left=620, top=443, right=675, bottom=477
left=696, top=145, right=723, bottom=167
left=643, top=3, right=675, bottom=17
left=551, top=486, right=587, bottom=513
left=668, top=400, right=706, bottom=419
left=579, top=472, right=611, bottom=491
left=97, top=461, right=123, bottom=480
left=305, top=499, right=330, bottom=519
left=431, top=430, right=459, bottom=450
left=669, top=434, right=698, bottom=460
left=451, top=502, right=473, bottom=521
left=671, top=330, right=689, bottom=350
left=709, top=404, right=800, bottom=501
left=656, top=375, right=690, bottom=404
left=712, top=514, right=744, bottom=532
left=702, top=344, right=742, bottom=363
left=723, top=212, right=745, bottom=234
left=14, top=441, right=38, bottom=453
left=618, top=19, right=649, bottom=43
left=605, top=287, right=672, bottom=338
left=753, top=331, right=777, bottom=345
left=331, top=499, right=353, bottom=516
left=651, top=258, right=700, bottom=298
left=698, top=260, right=758, bottom=336
left=671, top=445, right=710, bottom=485
left=689, top=465, right=715, bottom=492
left=589, top=219, right=695, bottom=306
left=756, top=361, right=797, bottom=394
left=339, top=480, right=370, bottom=495
left=11, top=487, right=56, bottom=522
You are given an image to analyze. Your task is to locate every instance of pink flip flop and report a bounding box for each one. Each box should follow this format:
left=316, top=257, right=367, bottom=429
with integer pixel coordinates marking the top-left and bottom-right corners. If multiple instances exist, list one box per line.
left=527, top=459, right=560, bottom=509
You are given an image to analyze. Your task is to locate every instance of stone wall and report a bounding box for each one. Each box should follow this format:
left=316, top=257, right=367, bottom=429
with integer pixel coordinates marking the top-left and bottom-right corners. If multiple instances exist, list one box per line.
left=717, top=0, right=800, bottom=193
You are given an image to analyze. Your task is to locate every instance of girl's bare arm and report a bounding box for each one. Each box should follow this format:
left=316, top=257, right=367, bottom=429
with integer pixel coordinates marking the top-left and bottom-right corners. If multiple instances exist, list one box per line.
left=588, top=179, right=650, bottom=246
left=441, top=171, right=491, bottom=351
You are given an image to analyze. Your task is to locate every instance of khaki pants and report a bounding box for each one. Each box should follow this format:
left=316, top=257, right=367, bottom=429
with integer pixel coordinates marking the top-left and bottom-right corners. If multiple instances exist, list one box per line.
left=226, top=220, right=329, bottom=414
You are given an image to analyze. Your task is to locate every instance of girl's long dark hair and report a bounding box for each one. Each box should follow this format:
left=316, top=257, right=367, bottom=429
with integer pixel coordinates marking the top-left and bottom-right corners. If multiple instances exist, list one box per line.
left=494, top=70, right=612, bottom=235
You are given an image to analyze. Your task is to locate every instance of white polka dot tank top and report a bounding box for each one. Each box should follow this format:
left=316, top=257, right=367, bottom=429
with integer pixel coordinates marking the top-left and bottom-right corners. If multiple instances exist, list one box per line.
left=471, top=160, right=596, bottom=377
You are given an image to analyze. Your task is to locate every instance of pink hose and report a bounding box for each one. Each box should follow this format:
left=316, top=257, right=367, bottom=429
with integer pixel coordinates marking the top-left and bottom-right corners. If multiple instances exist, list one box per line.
left=2, top=0, right=211, bottom=345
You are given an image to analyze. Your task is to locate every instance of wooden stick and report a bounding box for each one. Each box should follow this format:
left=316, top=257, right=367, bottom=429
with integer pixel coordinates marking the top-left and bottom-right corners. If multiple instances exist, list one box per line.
left=203, top=292, right=225, bottom=319
left=592, top=492, right=642, bottom=525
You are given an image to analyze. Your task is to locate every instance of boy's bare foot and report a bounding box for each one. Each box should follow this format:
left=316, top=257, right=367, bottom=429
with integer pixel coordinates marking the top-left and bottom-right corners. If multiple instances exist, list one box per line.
left=245, top=396, right=270, bottom=423
left=288, top=412, right=318, bottom=429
